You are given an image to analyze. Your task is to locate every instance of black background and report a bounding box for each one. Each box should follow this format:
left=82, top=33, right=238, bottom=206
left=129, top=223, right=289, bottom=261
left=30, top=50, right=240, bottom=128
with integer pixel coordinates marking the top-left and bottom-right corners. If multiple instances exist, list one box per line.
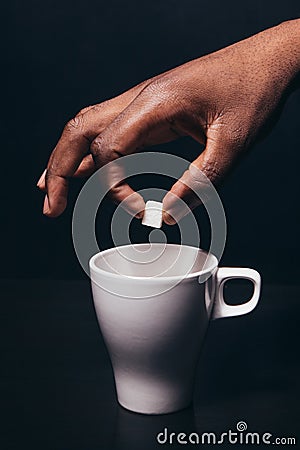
left=1, top=0, right=300, bottom=281
left=1, top=1, right=300, bottom=449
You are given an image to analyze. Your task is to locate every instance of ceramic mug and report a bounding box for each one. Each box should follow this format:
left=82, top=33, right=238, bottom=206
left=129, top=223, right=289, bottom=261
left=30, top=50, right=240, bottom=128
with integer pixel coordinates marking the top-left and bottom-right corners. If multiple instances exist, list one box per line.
left=90, top=243, right=261, bottom=415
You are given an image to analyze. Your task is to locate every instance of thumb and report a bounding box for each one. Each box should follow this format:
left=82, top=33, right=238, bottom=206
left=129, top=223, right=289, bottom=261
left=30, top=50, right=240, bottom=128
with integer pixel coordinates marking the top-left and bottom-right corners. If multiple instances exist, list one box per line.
left=162, top=141, right=226, bottom=224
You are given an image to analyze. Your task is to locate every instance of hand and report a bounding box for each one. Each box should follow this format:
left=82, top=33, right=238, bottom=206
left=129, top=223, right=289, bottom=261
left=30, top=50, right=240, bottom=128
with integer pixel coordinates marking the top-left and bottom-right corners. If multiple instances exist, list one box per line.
left=37, top=19, right=300, bottom=223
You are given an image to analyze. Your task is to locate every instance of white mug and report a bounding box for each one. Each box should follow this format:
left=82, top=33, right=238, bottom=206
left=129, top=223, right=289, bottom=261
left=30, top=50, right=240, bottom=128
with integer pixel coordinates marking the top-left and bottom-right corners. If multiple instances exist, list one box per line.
left=90, top=243, right=261, bottom=415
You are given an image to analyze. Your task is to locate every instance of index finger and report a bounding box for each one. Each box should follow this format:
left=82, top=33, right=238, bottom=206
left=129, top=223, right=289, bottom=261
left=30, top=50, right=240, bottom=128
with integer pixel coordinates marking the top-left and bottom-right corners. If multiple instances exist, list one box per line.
left=43, top=116, right=91, bottom=217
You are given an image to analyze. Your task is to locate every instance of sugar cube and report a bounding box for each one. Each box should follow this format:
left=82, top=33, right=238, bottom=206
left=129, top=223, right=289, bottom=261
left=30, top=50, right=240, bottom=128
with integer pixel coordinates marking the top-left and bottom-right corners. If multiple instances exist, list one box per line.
left=142, top=201, right=163, bottom=228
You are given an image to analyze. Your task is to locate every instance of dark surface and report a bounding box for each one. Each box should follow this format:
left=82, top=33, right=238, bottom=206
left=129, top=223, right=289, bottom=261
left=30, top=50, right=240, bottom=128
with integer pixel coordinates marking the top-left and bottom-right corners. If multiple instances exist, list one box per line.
left=1, top=279, right=299, bottom=449
left=2, top=0, right=300, bottom=280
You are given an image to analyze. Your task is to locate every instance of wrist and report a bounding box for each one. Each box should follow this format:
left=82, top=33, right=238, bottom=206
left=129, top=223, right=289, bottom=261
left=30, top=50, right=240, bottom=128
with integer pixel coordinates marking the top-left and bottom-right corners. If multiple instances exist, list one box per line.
left=270, top=19, right=300, bottom=87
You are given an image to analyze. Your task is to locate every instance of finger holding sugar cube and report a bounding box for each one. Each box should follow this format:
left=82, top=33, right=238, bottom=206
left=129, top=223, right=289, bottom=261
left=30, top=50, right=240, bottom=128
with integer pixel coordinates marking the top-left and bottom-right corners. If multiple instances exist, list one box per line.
left=142, top=201, right=163, bottom=229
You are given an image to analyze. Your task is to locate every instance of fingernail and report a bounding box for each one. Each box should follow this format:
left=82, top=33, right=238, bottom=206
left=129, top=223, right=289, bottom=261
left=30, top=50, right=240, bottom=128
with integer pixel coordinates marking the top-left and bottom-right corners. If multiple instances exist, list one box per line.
left=162, top=211, right=176, bottom=225
left=37, top=169, right=47, bottom=187
left=43, top=195, right=50, bottom=215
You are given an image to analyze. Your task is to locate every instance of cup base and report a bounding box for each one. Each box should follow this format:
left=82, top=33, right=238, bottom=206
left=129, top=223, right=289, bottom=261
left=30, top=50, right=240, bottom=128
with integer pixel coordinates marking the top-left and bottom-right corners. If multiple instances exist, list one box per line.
left=117, top=398, right=193, bottom=415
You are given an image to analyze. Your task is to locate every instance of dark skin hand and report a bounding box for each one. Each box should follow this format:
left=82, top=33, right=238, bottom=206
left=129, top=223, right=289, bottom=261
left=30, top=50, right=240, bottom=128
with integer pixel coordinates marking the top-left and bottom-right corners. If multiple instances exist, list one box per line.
left=37, top=19, right=300, bottom=224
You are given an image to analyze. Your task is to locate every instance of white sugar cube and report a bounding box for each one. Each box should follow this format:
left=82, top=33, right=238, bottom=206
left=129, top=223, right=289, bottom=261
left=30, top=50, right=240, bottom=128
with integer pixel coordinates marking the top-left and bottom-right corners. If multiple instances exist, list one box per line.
left=142, top=201, right=163, bottom=228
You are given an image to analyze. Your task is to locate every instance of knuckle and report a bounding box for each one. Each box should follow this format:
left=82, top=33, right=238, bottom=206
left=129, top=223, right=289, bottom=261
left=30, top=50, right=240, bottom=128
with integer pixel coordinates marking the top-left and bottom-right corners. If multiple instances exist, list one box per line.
left=90, top=135, right=122, bottom=166
left=200, top=160, right=223, bottom=182
left=90, top=136, right=104, bottom=155
left=90, top=135, right=112, bottom=160
left=91, top=134, right=121, bottom=155
left=64, top=116, right=85, bottom=136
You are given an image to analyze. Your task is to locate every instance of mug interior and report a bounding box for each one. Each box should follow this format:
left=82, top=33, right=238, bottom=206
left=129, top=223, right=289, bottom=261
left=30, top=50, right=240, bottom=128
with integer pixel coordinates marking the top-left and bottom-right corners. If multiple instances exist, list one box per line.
left=90, top=244, right=217, bottom=279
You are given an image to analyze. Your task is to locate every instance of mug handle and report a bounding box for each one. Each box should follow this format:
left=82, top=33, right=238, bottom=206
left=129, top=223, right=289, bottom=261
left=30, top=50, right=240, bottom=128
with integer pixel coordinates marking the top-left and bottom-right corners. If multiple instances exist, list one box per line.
left=212, top=267, right=261, bottom=320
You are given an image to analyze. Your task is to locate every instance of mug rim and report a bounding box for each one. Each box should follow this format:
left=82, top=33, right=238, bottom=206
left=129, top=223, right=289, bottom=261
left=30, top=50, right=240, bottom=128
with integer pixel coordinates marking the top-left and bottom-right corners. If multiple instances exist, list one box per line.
left=89, top=243, right=218, bottom=282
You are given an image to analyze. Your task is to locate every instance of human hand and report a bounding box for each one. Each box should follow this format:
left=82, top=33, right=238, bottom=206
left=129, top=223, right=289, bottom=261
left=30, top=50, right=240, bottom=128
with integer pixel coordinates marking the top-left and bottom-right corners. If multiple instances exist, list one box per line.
left=37, top=19, right=300, bottom=223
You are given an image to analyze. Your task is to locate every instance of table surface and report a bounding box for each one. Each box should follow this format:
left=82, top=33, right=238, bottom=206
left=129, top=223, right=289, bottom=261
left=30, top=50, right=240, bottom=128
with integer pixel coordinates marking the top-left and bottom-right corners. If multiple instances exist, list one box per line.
left=1, top=279, right=299, bottom=450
